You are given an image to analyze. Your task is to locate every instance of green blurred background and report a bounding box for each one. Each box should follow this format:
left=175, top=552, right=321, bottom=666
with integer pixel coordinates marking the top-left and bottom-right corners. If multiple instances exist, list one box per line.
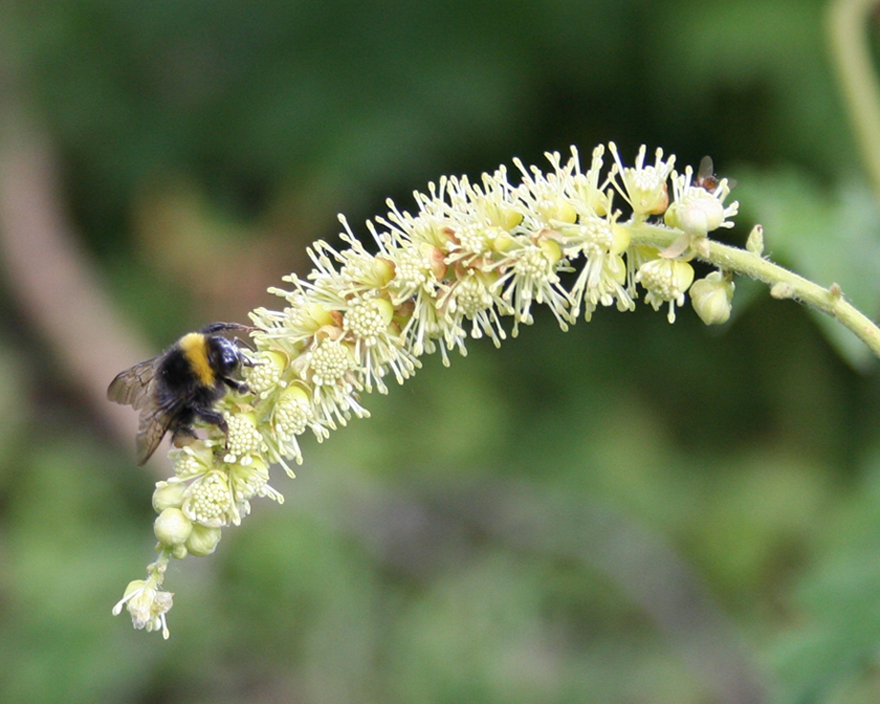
left=2, top=1, right=880, bottom=702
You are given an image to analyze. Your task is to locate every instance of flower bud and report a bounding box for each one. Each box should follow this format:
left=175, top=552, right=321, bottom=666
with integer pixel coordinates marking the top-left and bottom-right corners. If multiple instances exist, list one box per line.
left=498, top=207, right=523, bottom=231
left=307, top=302, right=335, bottom=328
left=185, top=524, right=223, bottom=557
left=152, top=482, right=186, bottom=513
left=539, top=238, right=563, bottom=265
left=373, top=297, right=395, bottom=326
left=492, top=232, right=515, bottom=252
left=610, top=223, right=631, bottom=255
left=538, top=196, right=577, bottom=224
left=690, top=271, right=735, bottom=325
left=770, top=282, right=795, bottom=299
left=746, top=225, right=764, bottom=255
left=154, top=507, right=193, bottom=546
left=664, top=201, right=682, bottom=230
left=372, top=257, right=395, bottom=287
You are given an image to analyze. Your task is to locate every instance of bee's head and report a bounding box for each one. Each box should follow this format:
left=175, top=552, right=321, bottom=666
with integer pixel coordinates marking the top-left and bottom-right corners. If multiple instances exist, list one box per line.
left=206, top=336, right=245, bottom=377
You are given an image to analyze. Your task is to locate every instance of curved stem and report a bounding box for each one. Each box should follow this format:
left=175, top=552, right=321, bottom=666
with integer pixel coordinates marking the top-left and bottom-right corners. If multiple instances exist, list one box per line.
left=827, top=0, right=880, bottom=200
left=629, top=221, right=880, bottom=359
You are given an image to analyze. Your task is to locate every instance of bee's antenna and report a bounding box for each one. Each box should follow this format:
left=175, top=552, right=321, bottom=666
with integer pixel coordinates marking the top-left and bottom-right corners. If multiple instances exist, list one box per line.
left=201, top=322, right=256, bottom=335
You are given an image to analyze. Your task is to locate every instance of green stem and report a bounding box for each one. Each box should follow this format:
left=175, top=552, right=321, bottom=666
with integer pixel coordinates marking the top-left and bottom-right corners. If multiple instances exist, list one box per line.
left=827, top=0, right=880, bottom=201
left=628, top=221, right=880, bottom=360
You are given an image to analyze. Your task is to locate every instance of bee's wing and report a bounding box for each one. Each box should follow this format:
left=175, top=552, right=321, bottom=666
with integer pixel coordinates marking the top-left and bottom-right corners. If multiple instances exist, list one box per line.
left=135, top=404, right=176, bottom=466
left=107, top=357, right=159, bottom=410
left=697, top=155, right=715, bottom=183
left=134, top=385, right=202, bottom=465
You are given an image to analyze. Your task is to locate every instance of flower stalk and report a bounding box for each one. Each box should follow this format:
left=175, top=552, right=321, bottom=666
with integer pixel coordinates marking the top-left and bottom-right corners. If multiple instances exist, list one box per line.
left=628, top=221, right=880, bottom=357
left=113, top=143, right=880, bottom=637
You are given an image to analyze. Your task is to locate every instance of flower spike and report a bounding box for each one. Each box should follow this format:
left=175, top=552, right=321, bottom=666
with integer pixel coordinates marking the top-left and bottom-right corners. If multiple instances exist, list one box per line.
left=116, top=143, right=782, bottom=637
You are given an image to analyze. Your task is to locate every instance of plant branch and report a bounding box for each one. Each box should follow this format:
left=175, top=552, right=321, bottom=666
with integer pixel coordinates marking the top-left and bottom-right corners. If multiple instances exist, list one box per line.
left=629, top=221, right=880, bottom=359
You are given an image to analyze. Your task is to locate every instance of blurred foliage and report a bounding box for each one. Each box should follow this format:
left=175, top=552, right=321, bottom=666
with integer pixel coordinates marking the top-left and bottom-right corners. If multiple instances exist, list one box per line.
left=4, top=0, right=880, bottom=703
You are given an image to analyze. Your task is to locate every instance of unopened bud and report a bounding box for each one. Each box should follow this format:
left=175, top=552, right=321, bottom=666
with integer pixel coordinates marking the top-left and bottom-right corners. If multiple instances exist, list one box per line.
left=610, top=223, right=631, bottom=255
left=690, top=271, right=735, bottom=325
left=185, top=524, right=223, bottom=556
left=746, top=225, right=764, bottom=255
left=539, top=239, right=563, bottom=265
left=152, top=482, right=186, bottom=513
left=770, top=282, right=795, bottom=299
left=154, top=508, right=193, bottom=547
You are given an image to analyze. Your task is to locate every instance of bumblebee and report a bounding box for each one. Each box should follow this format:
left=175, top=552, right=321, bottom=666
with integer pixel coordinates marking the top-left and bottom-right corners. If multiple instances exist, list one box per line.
left=108, top=322, right=255, bottom=465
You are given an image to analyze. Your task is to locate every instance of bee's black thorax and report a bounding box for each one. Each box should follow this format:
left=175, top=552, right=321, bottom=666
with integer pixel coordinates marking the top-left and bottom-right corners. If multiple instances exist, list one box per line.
left=158, top=336, right=225, bottom=392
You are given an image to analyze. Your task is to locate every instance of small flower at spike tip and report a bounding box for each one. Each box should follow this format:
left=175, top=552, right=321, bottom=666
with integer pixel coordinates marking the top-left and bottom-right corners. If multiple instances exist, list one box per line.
left=112, top=577, right=173, bottom=639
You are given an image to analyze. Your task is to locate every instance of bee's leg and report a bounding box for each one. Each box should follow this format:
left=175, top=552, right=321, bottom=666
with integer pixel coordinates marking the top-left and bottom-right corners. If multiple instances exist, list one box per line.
left=196, top=408, right=235, bottom=453
left=196, top=408, right=229, bottom=435
left=234, top=336, right=257, bottom=353
left=222, top=377, right=252, bottom=394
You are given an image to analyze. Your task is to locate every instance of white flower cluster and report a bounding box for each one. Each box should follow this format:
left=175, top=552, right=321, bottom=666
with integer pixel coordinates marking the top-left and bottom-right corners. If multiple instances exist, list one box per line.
left=115, top=143, right=738, bottom=636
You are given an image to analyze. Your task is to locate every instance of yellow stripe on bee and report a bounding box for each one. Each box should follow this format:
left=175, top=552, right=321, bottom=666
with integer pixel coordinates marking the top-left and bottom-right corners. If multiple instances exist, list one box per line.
left=179, top=333, right=215, bottom=386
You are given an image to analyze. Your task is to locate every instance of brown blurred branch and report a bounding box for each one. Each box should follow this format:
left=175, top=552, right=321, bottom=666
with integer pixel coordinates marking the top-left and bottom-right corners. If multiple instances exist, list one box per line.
left=0, top=106, right=163, bottom=468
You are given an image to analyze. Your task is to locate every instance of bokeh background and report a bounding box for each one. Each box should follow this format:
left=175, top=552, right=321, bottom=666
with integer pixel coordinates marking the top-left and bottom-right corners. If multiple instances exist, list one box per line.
left=2, top=1, right=880, bottom=702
